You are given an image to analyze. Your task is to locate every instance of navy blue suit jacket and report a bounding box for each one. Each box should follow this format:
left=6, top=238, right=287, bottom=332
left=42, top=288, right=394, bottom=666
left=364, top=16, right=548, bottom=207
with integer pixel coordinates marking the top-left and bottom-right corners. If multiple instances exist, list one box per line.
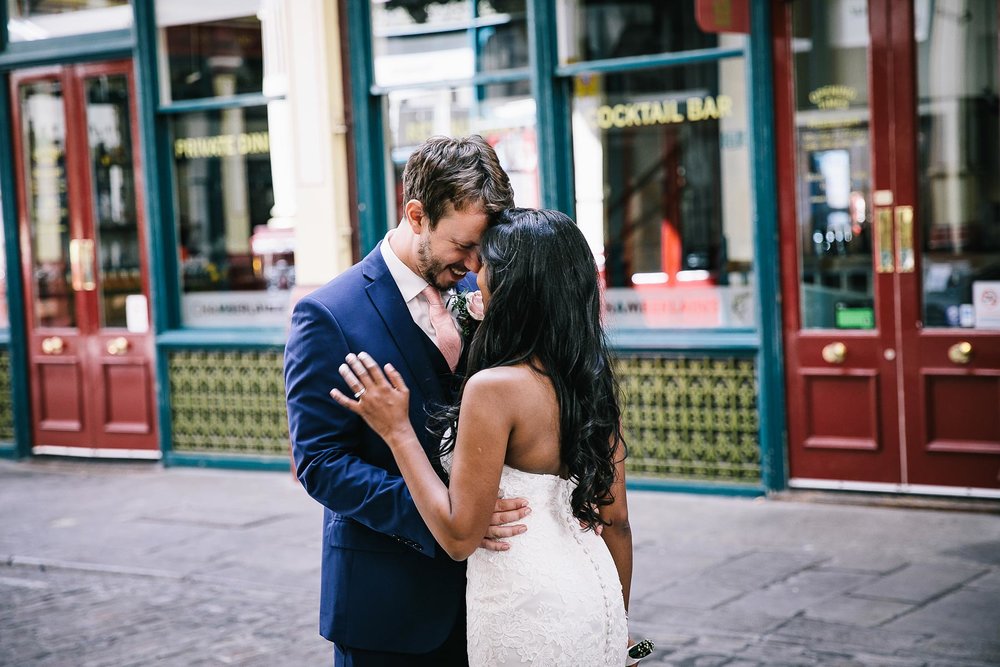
left=284, top=243, right=476, bottom=652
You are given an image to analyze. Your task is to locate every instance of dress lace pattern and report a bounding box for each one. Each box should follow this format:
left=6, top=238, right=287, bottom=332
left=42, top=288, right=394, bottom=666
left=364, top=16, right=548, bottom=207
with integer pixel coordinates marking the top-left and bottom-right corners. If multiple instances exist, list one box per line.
left=459, top=463, right=628, bottom=666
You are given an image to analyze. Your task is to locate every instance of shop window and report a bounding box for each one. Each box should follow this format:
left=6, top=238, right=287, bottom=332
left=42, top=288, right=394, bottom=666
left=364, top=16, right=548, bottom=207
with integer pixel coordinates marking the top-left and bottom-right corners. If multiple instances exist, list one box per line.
left=170, top=106, right=290, bottom=328
left=6, top=0, right=131, bottom=43
left=0, top=194, right=7, bottom=329
left=557, top=0, right=716, bottom=65
left=371, top=1, right=535, bottom=226
left=385, top=85, right=539, bottom=225
left=571, top=48, right=755, bottom=330
left=158, top=0, right=290, bottom=329
left=916, top=0, right=1000, bottom=329
left=158, top=10, right=264, bottom=104
left=790, top=1, right=875, bottom=330
left=372, top=0, right=528, bottom=88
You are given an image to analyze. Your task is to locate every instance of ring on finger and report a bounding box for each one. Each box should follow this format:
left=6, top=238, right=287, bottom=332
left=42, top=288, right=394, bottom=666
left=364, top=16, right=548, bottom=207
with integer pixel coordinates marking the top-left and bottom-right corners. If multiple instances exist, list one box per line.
left=353, top=388, right=366, bottom=399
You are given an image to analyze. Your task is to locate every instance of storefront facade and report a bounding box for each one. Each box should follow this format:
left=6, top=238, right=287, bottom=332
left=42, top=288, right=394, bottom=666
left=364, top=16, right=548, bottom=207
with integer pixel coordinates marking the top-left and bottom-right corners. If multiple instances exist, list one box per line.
left=345, top=0, right=785, bottom=493
left=0, top=0, right=351, bottom=467
left=1, top=1, right=997, bottom=497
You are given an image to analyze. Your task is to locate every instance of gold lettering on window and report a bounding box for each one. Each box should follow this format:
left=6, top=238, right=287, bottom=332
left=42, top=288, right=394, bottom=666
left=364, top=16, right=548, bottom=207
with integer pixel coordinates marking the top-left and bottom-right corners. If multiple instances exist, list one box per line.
left=174, top=131, right=270, bottom=159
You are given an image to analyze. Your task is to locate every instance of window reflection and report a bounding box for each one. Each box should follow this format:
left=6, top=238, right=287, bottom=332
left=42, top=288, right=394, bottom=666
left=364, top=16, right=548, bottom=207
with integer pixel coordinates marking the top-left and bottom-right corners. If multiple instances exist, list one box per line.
left=371, top=0, right=528, bottom=87
left=172, top=106, right=291, bottom=328
left=385, top=86, right=539, bottom=225
left=572, top=51, right=755, bottom=329
left=6, top=0, right=131, bottom=42
left=918, top=0, right=1000, bottom=329
left=0, top=195, right=7, bottom=330
left=791, top=0, right=875, bottom=330
left=557, top=0, right=716, bottom=64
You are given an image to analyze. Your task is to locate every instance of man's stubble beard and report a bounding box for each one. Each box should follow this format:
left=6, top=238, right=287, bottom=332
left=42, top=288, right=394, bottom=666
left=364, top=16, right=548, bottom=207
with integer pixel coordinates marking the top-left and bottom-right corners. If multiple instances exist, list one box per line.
left=417, top=233, right=451, bottom=290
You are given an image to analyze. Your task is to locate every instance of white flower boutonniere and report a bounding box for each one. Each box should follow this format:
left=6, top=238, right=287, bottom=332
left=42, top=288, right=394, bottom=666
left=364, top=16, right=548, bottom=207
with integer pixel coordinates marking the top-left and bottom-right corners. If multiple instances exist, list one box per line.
left=450, top=290, right=484, bottom=338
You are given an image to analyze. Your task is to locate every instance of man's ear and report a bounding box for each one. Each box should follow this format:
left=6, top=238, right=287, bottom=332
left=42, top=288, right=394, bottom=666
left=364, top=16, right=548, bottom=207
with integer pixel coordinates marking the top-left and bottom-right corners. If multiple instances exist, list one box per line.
left=403, top=200, right=426, bottom=233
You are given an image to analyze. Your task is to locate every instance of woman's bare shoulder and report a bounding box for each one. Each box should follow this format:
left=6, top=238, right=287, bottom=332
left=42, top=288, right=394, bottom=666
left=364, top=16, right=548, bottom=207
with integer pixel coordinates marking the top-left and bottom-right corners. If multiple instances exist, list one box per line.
left=464, top=365, right=536, bottom=396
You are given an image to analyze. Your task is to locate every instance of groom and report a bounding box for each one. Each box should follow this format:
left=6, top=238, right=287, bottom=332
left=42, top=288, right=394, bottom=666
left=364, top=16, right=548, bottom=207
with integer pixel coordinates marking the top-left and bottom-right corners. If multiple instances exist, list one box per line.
left=284, top=135, right=525, bottom=665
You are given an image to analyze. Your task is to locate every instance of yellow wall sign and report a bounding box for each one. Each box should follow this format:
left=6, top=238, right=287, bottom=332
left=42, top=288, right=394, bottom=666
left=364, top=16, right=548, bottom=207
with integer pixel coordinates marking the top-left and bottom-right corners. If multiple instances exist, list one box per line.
left=174, top=131, right=270, bottom=159
left=595, top=95, right=733, bottom=130
left=807, top=86, right=857, bottom=110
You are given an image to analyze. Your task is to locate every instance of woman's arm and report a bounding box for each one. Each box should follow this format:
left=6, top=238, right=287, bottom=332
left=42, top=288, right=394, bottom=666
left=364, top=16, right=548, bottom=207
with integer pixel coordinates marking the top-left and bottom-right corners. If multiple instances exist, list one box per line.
left=332, top=353, right=513, bottom=561
left=598, top=438, right=632, bottom=611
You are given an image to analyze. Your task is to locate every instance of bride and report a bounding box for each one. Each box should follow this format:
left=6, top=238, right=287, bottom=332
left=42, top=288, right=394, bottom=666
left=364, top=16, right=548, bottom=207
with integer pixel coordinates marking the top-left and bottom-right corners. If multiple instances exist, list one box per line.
left=332, top=208, right=639, bottom=665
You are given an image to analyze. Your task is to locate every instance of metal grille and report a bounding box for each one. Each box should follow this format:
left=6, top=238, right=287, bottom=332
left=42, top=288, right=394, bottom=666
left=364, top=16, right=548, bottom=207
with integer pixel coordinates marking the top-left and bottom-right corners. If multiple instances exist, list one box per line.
left=168, top=350, right=289, bottom=456
left=0, top=350, right=12, bottom=441
left=616, top=355, right=760, bottom=482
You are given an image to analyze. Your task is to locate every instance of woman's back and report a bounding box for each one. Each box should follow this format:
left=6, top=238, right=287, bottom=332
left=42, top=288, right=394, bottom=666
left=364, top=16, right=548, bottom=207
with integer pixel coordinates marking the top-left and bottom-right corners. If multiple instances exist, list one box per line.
left=458, top=365, right=628, bottom=666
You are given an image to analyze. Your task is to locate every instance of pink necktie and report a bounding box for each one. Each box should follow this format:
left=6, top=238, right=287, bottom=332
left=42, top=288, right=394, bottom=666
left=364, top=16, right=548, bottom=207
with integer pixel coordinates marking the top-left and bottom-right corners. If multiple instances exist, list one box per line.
left=421, top=285, right=462, bottom=372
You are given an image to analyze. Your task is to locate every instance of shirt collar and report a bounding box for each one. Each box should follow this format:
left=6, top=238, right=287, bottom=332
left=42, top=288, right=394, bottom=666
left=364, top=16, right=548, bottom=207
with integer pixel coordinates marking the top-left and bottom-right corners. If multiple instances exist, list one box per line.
left=381, top=228, right=448, bottom=304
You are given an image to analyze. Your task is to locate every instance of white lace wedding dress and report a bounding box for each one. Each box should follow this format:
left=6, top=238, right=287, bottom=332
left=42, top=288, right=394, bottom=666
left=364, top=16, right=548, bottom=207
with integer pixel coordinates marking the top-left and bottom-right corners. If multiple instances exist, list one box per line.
left=461, top=463, right=628, bottom=666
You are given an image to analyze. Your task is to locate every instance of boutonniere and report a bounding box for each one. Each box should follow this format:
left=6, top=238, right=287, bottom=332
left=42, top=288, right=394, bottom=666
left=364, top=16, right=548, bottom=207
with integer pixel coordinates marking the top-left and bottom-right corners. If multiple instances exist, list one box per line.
left=450, top=290, right=485, bottom=338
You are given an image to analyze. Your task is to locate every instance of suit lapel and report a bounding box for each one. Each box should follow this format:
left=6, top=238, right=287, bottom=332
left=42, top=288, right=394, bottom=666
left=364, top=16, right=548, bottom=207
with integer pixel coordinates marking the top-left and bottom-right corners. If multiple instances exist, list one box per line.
left=362, top=245, right=445, bottom=409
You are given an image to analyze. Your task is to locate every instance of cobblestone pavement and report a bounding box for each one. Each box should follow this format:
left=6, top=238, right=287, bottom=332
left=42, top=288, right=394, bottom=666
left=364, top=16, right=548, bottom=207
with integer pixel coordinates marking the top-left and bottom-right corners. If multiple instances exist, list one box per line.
left=1, top=458, right=999, bottom=666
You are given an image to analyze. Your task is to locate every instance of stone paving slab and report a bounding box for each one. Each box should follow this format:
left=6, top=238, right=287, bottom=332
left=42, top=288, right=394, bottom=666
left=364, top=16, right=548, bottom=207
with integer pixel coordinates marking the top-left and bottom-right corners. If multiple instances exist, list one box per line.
left=803, top=593, right=915, bottom=627
left=850, top=562, right=987, bottom=604
left=719, top=569, right=877, bottom=619
left=881, top=587, right=1000, bottom=638
left=697, top=550, right=826, bottom=592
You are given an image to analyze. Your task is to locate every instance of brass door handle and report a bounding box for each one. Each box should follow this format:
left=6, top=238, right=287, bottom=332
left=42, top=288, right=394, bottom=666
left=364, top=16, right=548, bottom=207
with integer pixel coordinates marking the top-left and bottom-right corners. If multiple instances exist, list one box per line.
left=822, top=342, right=847, bottom=364
left=69, top=239, right=96, bottom=291
left=895, top=206, right=914, bottom=273
left=947, top=341, right=972, bottom=365
left=106, top=337, right=130, bottom=356
left=874, top=207, right=894, bottom=273
left=41, top=336, right=65, bottom=355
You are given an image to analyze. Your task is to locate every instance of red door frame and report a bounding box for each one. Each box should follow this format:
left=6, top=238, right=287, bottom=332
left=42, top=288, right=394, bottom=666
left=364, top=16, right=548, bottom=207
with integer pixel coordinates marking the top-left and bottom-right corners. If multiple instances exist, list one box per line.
left=10, top=60, right=158, bottom=454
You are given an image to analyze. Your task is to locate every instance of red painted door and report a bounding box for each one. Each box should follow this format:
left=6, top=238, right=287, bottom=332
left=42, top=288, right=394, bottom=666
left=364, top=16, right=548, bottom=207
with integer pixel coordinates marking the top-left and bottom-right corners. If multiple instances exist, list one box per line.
left=11, top=61, right=158, bottom=456
left=776, top=0, right=1000, bottom=494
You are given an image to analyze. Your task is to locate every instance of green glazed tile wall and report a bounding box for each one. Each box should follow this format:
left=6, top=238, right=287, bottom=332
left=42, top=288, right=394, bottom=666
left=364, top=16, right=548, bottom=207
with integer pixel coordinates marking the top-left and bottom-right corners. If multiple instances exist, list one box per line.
left=168, top=350, right=289, bottom=456
left=0, top=350, right=12, bottom=441
left=166, top=349, right=760, bottom=482
left=616, top=355, right=760, bottom=482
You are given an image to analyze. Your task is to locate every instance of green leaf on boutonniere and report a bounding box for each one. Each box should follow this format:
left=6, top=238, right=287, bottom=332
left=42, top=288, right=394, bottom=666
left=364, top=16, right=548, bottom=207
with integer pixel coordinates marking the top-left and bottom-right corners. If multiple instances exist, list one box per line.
left=449, top=290, right=480, bottom=339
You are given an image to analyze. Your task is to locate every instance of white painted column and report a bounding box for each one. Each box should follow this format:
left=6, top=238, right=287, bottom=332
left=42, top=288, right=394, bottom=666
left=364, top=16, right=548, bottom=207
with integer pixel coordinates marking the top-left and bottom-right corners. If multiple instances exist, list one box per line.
left=264, top=0, right=354, bottom=292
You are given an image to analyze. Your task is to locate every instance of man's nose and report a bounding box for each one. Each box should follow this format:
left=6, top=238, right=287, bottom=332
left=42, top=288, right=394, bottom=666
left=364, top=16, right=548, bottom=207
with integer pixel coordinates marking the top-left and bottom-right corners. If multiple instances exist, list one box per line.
left=465, top=252, right=482, bottom=273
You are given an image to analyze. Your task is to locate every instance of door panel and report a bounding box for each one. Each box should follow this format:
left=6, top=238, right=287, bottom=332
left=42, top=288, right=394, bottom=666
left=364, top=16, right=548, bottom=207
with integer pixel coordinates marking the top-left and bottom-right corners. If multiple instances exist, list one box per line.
left=36, top=359, right=84, bottom=431
left=11, top=61, right=157, bottom=454
left=802, top=372, right=879, bottom=450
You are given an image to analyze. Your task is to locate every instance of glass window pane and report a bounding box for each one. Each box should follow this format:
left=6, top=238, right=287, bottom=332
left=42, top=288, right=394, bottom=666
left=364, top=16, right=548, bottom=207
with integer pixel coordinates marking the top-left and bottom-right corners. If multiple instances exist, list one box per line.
left=0, top=192, right=7, bottom=330
left=557, top=0, right=718, bottom=65
left=917, top=0, right=1000, bottom=329
left=84, top=73, right=139, bottom=329
left=156, top=0, right=264, bottom=103
left=384, top=85, right=539, bottom=227
left=371, top=1, right=528, bottom=87
left=20, top=80, right=75, bottom=329
left=571, top=52, right=755, bottom=330
left=171, top=106, right=293, bottom=328
left=790, top=0, right=875, bottom=330
left=7, top=0, right=131, bottom=42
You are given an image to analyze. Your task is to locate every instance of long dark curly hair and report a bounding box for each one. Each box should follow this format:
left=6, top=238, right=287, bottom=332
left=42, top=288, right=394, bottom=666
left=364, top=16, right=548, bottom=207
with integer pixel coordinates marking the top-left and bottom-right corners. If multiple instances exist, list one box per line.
left=434, top=208, right=626, bottom=530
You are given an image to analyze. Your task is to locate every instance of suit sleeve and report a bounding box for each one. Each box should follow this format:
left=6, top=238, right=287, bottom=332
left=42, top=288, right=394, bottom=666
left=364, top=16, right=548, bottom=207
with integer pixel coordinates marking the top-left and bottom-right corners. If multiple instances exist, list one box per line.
left=284, top=295, right=436, bottom=555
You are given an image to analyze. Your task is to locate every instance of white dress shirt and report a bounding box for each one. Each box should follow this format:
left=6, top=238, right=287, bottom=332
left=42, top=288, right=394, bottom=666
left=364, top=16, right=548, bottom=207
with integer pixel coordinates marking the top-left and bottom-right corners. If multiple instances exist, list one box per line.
left=380, top=230, right=462, bottom=346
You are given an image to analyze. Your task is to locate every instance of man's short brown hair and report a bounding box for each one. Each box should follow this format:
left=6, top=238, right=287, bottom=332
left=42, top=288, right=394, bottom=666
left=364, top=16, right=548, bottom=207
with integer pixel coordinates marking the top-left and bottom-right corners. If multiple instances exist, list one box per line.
left=401, top=135, right=515, bottom=227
